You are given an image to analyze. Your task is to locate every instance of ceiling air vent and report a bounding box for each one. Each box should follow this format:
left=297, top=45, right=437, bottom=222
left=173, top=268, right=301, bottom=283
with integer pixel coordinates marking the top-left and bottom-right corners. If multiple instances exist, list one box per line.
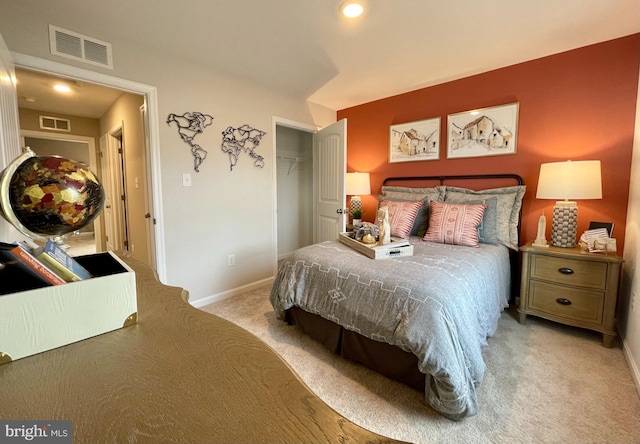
left=49, top=25, right=113, bottom=69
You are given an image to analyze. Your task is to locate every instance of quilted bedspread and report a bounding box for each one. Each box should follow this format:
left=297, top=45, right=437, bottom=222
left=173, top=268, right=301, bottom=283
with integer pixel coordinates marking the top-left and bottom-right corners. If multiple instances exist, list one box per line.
left=269, top=238, right=510, bottom=420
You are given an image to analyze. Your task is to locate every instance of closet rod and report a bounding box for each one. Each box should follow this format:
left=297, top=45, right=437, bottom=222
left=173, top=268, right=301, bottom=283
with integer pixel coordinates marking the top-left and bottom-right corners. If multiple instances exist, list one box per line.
left=277, top=155, right=305, bottom=162
left=277, top=155, right=305, bottom=175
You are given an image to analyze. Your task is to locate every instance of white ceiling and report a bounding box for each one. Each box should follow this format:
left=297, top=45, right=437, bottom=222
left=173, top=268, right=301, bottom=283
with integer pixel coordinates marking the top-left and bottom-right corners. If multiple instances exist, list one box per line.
left=16, top=68, right=125, bottom=119
left=12, top=0, right=640, bottom=118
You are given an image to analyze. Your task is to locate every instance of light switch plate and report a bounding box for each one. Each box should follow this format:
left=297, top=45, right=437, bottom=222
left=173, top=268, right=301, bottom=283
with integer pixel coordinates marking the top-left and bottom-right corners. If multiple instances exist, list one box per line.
left=182, top=173, right=192, bottom=187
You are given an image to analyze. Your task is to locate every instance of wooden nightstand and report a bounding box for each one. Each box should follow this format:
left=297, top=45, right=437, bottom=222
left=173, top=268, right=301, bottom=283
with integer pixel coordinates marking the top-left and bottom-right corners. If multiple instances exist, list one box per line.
left=518, top=242, right=624, bottom=347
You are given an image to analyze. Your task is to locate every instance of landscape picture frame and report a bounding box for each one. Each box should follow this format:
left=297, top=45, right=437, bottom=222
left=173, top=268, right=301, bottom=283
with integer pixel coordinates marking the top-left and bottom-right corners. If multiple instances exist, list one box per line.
left=447, top=102, right=519, bottom=159
left=389, top=117, right=441, bottom=163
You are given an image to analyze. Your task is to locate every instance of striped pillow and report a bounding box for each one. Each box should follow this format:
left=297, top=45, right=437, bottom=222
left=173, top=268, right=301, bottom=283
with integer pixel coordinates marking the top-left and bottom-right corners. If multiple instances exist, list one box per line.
left=422, top=200, right=487, bottom=247
left=379, top=200, right=423, bottom=238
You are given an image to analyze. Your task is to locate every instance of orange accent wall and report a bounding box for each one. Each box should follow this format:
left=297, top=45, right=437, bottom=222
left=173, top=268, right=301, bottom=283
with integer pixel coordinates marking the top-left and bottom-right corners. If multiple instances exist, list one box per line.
left=338, top=34, right=640, bottom=253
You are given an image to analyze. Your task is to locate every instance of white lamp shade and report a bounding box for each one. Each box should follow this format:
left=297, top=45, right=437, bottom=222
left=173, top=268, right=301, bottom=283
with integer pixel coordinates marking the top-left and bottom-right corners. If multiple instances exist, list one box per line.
left=536, top=160, right=602, bottom=200
left=346, top=172, right=371, bottom=196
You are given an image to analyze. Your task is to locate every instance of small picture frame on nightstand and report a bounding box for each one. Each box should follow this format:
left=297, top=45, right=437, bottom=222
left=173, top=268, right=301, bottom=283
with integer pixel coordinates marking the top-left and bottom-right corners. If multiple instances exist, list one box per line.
left=589, top=221, right=614, bottom=237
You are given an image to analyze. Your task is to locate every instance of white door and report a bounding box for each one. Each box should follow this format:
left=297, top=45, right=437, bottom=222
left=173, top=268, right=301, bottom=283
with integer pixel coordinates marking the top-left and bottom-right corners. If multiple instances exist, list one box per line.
left=140, top=104, right=157, bottom=270
left=313, top=119, right=347, bottom=243
left=100, top=131, right=127, bottom=251
left=99, top=134, right=116, bottom=251
left=0, top=32, right=23, bottom=243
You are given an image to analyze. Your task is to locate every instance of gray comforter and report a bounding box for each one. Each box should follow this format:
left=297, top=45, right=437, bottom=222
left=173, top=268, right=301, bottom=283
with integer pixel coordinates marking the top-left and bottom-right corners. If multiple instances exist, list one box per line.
left=269, top=238, right=510, bottom=420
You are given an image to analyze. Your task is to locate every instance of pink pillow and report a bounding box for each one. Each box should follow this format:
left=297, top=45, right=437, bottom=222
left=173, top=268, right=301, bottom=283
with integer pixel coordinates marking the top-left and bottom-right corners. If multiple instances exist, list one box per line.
left=379, top=200, right=423, bottom=238
left=422, top=200, right=487, bottom=247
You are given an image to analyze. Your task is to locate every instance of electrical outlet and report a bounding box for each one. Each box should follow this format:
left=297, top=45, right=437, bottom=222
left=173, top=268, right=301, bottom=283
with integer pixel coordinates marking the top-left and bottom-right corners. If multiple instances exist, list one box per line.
left=227, top=254, right=235, bottom=267
left=632, top=291, right=637, bottom=312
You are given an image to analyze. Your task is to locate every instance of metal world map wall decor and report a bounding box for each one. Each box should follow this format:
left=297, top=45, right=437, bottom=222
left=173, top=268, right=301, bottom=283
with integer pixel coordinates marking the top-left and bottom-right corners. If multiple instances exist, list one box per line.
left=167, top=112, right=212, bottom=172
left=221, top=124, right=266, bottom=171
left=167, top=112, right=266, bottom=172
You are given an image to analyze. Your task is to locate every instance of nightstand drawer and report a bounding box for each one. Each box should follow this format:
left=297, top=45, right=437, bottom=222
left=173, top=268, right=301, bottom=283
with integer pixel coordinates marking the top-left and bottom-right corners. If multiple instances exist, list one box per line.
left=528, top=280, right=604, bottom=324
left=530, top=255, right=607, bottom=290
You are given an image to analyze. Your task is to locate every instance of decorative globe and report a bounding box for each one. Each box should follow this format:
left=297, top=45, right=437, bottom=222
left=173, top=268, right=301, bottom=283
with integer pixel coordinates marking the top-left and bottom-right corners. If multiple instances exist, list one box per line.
left=0, top=149, right=105, bottom=242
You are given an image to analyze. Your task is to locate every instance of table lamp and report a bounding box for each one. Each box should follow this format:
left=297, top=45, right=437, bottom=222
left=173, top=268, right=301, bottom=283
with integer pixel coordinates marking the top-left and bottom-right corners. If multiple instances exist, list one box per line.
left=346, top=172, right=371, bottom=223
left=536, top=160, right=602, bottom=248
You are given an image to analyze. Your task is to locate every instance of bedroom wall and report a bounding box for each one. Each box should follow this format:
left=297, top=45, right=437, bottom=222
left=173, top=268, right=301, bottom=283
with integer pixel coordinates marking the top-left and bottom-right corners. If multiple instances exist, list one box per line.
left=99, top=93, right=148, bottom=264
left=0, top=4, right=335, bottom=303
left=620, top=70, right=640, bottom=396
left=337, top=34, right=640, bottom=254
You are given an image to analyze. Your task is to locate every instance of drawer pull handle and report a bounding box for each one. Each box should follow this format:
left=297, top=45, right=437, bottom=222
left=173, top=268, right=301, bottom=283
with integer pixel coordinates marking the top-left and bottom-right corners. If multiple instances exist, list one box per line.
left=556, top=298, right=572, bottom=306
left=558, top=267, right=574, bottom=275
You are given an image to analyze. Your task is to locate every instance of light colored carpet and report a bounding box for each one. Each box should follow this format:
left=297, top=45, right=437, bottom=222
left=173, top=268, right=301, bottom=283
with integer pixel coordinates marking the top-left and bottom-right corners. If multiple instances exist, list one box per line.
left=200, top=285, right=640, bottom=444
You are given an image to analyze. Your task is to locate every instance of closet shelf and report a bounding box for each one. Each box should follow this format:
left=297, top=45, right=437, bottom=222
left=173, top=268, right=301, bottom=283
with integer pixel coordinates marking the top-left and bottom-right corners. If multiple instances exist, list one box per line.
left=277, top=155, right=305, bottom=175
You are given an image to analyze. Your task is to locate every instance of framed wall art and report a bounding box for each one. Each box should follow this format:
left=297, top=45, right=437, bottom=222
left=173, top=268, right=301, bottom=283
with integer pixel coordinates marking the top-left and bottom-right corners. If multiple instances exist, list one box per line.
left=389, top=117, right=440, bottom=163
left=447, top=102, right=519, bottom=159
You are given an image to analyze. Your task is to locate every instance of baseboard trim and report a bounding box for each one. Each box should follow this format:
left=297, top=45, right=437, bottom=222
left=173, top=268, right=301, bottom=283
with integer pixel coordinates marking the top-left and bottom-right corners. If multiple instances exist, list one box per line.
left=622, top=337, right=640, bottom=399
left=189, top=277, right=275, bottom=308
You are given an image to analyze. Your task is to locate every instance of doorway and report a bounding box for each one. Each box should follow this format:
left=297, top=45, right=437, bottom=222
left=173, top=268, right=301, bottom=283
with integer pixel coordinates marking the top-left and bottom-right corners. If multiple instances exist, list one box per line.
left=11, top=55, right=165, bottom=279
left=276, top=124, right=314, bottom=261
left=272, top=117, right=347, bottom=272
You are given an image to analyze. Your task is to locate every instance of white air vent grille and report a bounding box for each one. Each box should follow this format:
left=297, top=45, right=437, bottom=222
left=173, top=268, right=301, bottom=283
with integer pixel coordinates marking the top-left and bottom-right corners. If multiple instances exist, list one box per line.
left=49, top=25, right=113, bottom=69
left=39, top=115, right=71, bottom=132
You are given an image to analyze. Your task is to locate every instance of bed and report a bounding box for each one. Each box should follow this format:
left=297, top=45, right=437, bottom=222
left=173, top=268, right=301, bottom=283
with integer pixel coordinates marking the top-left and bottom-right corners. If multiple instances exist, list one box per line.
left=270, top=174, right=525, bottom=420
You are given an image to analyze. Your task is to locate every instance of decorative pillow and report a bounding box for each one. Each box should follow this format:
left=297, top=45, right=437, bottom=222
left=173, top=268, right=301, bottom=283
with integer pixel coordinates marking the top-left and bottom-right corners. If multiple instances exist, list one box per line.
left=379, top=200, right=424, bottom=239
left=444, top=195, right=499, bottom=245
left=378, top=195, right=435, bottom=237
left=445, top=185, right=525, bottom=250
left=380, top=185, right=446, bottom=236
left=422, top=200, right=487, bottom=247
left=381, top=185, right=446, bottom=202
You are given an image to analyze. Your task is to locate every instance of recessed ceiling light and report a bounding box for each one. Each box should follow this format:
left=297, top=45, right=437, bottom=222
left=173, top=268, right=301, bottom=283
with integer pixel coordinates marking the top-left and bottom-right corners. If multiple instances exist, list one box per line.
left=53, top=84, right=71, bottom=93
left=341, top=1, right=364, bottom=18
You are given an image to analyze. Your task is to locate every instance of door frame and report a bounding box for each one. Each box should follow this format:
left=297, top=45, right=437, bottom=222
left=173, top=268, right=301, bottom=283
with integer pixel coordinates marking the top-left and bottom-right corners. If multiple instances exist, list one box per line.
left=0, top=36, right=23, bottom=242
left=271, top=116, right=318, bottom=275
left=11, top=52, right=167, bottom=282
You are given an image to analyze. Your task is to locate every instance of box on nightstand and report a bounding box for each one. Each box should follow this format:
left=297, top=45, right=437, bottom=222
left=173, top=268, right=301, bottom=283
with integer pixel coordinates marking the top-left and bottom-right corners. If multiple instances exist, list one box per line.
left=0, top=251, right=137, bottom=364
